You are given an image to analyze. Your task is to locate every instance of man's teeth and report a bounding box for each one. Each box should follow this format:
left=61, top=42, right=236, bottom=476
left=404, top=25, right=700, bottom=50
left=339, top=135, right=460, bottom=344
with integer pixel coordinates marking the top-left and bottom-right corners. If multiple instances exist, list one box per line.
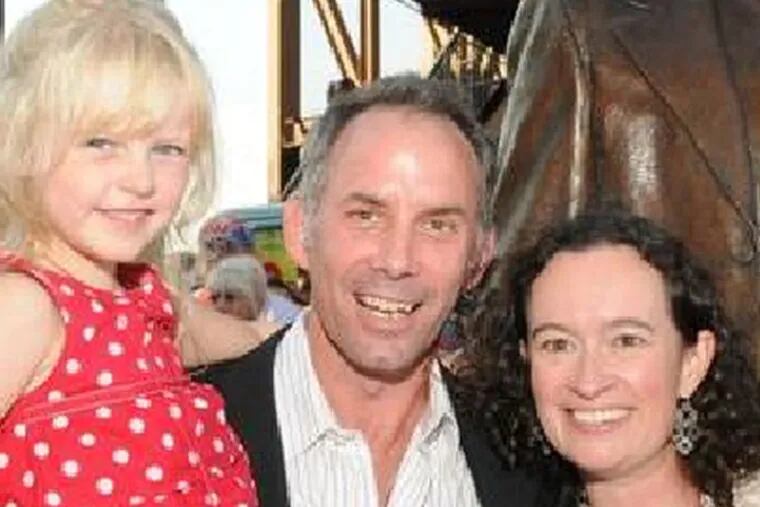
left=571, top=409, right=630, bottom=425
left=357, top=295, right=417, bottom=315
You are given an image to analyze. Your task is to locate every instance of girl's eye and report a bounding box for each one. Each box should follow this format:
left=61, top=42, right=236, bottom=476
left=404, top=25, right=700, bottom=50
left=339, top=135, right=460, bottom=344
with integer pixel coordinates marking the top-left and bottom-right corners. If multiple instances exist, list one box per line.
left=152, top=144, right=187, bottom=157
left=84, top=137, right=117, bottom=150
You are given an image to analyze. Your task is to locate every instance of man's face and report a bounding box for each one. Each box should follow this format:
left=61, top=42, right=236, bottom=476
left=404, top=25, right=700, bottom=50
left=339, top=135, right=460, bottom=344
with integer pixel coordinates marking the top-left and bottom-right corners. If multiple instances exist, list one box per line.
left=287, top=106, right=492, bottom=380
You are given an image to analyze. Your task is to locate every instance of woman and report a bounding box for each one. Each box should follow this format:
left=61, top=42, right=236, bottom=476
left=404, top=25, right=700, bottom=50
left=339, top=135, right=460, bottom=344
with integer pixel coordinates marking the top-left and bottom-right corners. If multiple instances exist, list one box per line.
left=459, top=212, right=760, bottom=506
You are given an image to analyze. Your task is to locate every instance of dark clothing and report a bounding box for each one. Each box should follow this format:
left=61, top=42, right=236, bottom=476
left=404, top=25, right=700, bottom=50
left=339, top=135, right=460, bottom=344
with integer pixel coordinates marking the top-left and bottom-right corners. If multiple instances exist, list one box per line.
left=200, top=329, right=544, bottom=507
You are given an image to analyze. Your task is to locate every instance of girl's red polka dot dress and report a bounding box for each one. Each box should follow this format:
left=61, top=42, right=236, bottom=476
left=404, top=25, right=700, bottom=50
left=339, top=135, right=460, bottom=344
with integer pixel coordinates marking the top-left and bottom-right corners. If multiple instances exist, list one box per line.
left=0, top=256, right=258, bottom=506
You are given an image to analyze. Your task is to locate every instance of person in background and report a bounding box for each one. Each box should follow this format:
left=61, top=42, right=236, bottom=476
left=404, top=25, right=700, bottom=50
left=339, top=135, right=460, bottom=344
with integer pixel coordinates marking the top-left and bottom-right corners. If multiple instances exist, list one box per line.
left=460, top=212, right=760, bottom=507
left=206, top=254, right=298, bottom=329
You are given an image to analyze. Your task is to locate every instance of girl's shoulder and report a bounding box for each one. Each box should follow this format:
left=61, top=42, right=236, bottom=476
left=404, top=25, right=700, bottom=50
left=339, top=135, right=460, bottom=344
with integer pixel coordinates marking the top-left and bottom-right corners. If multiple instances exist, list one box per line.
left=0, top=271, right=62, bottom=417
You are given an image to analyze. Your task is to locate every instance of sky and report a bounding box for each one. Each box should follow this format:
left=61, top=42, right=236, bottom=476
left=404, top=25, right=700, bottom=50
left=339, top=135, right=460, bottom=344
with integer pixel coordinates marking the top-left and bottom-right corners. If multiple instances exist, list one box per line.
left=4, top=1, right=426, bottom=213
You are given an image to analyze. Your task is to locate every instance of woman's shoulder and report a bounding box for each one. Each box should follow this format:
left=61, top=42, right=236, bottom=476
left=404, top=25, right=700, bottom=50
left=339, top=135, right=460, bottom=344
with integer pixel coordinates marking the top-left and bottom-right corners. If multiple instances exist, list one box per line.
left=734, top=470, right=760, bottom=507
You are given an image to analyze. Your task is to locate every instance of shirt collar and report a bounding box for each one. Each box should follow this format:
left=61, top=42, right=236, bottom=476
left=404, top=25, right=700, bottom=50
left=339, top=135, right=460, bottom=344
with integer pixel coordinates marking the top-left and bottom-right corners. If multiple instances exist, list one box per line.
left=279, top=312, right=458, bottom=458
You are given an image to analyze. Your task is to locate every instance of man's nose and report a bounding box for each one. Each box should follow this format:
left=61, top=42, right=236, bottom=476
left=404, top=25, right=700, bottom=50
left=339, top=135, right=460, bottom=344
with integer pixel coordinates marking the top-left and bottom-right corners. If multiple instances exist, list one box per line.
left=372, top=223, right=418, bottom=279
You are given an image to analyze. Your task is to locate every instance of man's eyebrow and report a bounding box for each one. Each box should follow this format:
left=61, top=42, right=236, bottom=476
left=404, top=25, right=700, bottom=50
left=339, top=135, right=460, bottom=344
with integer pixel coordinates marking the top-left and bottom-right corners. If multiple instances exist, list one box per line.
left=341, top=192, right=385, bottom=207
left=421, top=206, right=467, bottom=218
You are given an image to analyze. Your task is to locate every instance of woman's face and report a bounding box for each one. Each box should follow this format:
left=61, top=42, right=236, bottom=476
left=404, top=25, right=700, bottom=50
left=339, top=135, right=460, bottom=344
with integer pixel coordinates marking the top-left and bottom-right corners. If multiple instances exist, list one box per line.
left=527, top=245, right=710, bottom=481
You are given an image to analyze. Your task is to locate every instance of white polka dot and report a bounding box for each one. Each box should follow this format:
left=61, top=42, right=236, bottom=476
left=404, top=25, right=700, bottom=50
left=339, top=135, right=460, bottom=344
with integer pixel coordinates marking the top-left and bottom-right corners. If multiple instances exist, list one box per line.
left=115, top=314, right=129, bottom=330
left=176, top=480, right=190, bottom=493
left=161, top=433, right=175, bottom=450
left=135, top=397, right=151, bottom=409
left=143, top=282, right=154, bottom=294
left=44, top=492, right=61, bottom=506
left=80, top=433, right=96, bottom=447
left=212, top=438, right=225, bottom=453
left=108, top=341, right=125, bottom=357
left=13, top=424, right=26, bottom=438
left=129, top=417, right=146, bottom=434
left=194, top=421, right=205, bottom=437
left=209, top=466, right=224, bottom=478
left=115, top=296, right=131, bottom=306
left=60, top=310, right=70, bottom=324
left=91, top=299, right=104, bottom=313
left=169, top=405, right=182, bottom=419
left=0, top=453, right=9, bottom=469
left=65, top=358, right=82, bottom=375
left=33, top=442, right=50, bottom=459
left=60, top=284, right=74, bottom=296
left=96, top=477, right=114, bottom=496
left=193, top=397, right=209, bottom=410
left=5, top=499, right=18, bottom=507
left=154, top=356, right=165, bottom=369
left=95, top=406, right=112, bottom=419
left=52, top=415, right=69, bottom=430
left=145, top=465, right=163, bottom=482
left=112, top=449, right=130, bottom=465
left=96, top=370, right=113, bottom=387
left=128, top=496, right=146, bottom=505
left=204, top=493, right=220, bottom=506
left=188, top=450, right=200, bottom=466
left=136, top=357, right=149, bottom=371
left=162, top=301, right=173, bottom=314
left=22, top=470, right=35, bottom=488
left=83, top=326, right=96, bottom=341
left=143, top=332, right=153, bottom=345
left=216, top=409, right=226, bottom=425
left=60, top=460, right=80, bottom=478
left=47, top=390, right=64, bottom=402
left=153, top=495, right=167, bottom=504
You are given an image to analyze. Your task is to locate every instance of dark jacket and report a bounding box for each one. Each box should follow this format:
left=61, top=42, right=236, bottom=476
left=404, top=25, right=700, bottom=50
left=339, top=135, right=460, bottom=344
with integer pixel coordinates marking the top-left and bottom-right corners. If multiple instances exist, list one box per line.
left=200, top=329, right=544, bottom=507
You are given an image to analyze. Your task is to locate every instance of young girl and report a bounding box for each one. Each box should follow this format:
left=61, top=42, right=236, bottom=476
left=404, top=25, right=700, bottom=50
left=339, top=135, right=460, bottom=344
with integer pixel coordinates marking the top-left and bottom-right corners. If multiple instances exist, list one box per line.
left=0, top=1, right=259, bottom=505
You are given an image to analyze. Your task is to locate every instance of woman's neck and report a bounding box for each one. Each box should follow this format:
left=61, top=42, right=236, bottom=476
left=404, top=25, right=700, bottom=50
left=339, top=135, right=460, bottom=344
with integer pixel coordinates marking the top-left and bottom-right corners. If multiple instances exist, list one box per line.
left=32, top=237, right=121, bottom=290
left=585, top=449, right=701, bottom=507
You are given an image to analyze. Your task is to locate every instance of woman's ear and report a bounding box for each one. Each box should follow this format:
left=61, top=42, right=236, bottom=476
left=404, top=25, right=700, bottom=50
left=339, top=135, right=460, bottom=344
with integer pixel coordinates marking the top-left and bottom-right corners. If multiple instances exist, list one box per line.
left=679, top=330, right=717, bottom=398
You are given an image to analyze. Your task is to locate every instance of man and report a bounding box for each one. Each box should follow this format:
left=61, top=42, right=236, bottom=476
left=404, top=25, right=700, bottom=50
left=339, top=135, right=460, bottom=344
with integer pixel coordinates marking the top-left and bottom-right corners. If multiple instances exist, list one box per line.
left=491, top=0, right=760, bottom=348
left=202, top=76, right=540, bottom=507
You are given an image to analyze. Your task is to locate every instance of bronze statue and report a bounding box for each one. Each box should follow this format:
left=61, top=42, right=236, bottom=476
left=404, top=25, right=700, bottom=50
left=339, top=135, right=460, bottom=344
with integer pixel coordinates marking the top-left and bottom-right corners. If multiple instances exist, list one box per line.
left=492, top=0, right=760, bottom=341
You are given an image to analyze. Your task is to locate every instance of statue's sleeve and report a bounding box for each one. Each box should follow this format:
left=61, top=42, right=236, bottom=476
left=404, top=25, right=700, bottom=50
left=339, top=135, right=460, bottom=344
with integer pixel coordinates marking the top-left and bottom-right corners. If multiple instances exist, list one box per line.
left=493, top=0, right=593, bottom=255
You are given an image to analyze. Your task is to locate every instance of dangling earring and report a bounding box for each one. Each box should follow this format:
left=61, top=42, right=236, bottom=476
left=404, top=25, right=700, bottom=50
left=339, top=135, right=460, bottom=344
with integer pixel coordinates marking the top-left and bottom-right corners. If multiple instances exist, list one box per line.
left=672, top=397, right=700, bottom=456
left=438, top=290, right=477, bottom=350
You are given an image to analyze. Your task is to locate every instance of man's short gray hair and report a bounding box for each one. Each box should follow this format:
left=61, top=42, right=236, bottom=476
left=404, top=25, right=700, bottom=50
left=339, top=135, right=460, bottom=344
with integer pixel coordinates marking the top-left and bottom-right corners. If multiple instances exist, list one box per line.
left=291, top=74, right=496, bottom=239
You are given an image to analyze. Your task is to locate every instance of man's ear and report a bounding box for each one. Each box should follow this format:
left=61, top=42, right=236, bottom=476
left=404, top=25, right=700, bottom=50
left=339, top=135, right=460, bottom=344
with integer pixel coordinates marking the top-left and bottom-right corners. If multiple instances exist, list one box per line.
left=679, top=330, right=717, bottom=398
left=465, top=227, right=496, bottom=289
left=283, top=198, right=309, bottom=270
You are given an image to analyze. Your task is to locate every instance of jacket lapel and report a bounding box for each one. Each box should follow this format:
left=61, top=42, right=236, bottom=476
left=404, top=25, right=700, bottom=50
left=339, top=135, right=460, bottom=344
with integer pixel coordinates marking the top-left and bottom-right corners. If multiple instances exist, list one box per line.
left=444, top=370, right=542, bottom=507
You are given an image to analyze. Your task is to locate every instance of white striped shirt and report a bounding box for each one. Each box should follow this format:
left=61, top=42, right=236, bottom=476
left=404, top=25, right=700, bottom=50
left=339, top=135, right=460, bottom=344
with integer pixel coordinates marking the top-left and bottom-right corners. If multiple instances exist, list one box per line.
left=273, top=314, right=481, bottom=507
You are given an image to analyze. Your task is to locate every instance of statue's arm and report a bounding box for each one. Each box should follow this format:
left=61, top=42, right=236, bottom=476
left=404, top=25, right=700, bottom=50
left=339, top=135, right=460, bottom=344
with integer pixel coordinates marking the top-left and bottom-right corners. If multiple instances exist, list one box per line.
left=494, top=0, right=593, bottom=249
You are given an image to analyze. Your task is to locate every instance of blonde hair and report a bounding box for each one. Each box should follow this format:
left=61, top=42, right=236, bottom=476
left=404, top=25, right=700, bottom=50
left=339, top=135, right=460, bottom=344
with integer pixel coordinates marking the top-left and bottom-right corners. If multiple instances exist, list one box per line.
left=206, top=255, right=269, bottom=320
left=0, top=0, right=216, bottom=253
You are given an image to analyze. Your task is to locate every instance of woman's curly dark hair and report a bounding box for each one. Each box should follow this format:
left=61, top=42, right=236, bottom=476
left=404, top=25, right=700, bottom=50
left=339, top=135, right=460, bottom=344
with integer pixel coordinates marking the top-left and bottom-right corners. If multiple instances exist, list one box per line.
left=456, top=211, right=760, bottom=507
